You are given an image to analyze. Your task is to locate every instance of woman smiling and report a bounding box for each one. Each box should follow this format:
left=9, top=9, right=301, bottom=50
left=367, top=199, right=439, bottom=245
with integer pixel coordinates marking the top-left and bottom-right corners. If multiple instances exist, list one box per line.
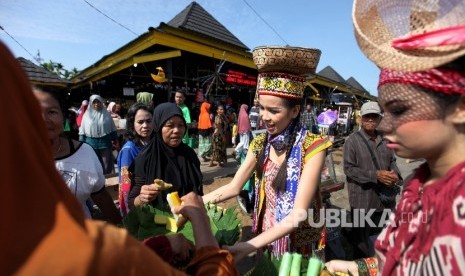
left=33, top=86, right=121, bottom=225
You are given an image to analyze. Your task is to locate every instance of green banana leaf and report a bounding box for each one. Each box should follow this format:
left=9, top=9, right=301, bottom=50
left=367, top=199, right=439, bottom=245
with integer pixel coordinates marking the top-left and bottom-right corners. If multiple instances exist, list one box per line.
left=123, top=203, right=240, bottom=246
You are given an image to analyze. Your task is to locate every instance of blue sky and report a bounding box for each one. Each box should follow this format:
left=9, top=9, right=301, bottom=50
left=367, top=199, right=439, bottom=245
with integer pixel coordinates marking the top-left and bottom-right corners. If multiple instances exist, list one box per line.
left=0, top=0, right=380, bottom=95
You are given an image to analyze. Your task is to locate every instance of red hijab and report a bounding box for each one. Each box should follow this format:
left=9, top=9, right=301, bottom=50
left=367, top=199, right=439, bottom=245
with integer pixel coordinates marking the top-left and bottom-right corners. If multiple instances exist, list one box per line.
left=237, top=104, right=251, bottom=134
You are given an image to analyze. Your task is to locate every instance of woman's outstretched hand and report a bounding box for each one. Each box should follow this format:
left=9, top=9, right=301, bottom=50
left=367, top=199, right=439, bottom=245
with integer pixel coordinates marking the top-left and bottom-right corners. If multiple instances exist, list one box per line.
left=325, top=260, right=358, bottom=275
left=222, top=242, right=256, bottom=263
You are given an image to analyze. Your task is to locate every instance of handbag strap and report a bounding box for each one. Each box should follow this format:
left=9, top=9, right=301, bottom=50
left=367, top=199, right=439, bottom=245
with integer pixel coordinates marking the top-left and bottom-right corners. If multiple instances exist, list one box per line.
left=356, top=132, right=380, bottom=170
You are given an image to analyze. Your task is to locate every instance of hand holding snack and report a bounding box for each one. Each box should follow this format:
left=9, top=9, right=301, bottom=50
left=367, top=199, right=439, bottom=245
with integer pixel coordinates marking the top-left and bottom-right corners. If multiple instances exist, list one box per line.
left=167, top=192, right=188, bottom=228
left=138, top=179, right=173, bottom=204
left=153, top=179, right=173, bottom=190
left=139, top=184, right=159, bottom=203
left=170, top=192, right=207, bottom=224
left=171, top=192, right=218, bottom=249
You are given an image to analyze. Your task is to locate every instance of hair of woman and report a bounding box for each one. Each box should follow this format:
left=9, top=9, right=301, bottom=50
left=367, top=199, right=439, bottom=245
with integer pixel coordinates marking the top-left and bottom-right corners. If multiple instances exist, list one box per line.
left=123, top=103, right=153, bottom=145
left=255, top=97, right=303, bottom=191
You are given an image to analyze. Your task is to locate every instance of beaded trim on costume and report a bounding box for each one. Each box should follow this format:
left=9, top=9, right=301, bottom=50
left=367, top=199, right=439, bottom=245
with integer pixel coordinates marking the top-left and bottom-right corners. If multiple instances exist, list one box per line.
left=257, top=72, right=305, bottom=99
left=355, top=257, right=378, bottom=276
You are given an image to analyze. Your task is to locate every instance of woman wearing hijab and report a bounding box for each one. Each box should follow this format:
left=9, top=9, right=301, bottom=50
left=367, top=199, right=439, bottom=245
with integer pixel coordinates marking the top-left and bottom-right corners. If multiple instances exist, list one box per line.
left=117, top=103, right=154, bottom=216
left=129, top=102, right=202, bottom=208
left=136, top=91, right=154, bottom=107
left=79, top=95, right=118, bottom=174
left=107, top=101, right=121, bottom=119
left=197, top=101, right=213, bottom=162
left=0, top=41, right=238, bottom=276
left=234, top=104, right=252, bottom=158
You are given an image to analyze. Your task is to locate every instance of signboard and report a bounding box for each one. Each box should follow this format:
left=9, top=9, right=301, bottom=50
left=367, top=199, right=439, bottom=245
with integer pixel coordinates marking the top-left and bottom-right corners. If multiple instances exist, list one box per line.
left=225, top=70, right=257, bottom=86
left=123, top=87, right=135, bottom=96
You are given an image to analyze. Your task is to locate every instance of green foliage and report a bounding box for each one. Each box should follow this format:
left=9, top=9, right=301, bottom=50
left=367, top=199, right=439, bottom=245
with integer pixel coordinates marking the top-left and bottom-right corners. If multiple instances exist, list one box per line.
left=206, top=204, right=241, bottom=246
left=40, top=59, right=78, bottom=80
left=123, top=203, right=240, bottom=246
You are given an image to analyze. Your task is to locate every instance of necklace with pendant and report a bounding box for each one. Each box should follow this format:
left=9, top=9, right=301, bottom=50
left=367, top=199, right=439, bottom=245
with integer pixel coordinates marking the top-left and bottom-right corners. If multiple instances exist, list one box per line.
left=54, top=138, right=63, bottom=157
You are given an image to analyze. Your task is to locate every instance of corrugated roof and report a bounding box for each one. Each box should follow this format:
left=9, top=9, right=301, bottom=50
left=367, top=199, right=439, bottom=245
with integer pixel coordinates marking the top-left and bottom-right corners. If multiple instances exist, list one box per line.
left=166, top=1, right=249, bottom=50
left=317, top=66, right=347, bottom=84
left=17, top=57, right=70, bottom=85
left=346, top=76, right=367, bottom=92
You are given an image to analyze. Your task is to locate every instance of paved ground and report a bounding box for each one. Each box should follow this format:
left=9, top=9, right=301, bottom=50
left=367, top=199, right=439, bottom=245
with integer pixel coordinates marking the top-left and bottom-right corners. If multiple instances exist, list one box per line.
left=194, top=147, right=241, bottom=184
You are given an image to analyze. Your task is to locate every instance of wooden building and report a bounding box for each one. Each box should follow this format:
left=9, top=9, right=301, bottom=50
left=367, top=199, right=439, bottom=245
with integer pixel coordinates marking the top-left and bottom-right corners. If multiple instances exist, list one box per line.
left=70, top=1, right=375, bottom=116
left=70, top=1, right=257, bottom=116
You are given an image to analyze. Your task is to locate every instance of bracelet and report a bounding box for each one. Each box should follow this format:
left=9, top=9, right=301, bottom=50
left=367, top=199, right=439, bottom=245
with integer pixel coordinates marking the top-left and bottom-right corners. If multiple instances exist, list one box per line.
left=355, top=259, right=369, bottom=275
left=138, top=195, right=146, bottom=205
left=355, top=258, right=377, bottom=276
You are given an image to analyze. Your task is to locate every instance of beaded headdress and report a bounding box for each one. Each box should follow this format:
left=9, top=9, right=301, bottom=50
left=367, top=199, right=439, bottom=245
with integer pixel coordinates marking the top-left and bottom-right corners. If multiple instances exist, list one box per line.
left=252, top=46, right=322, bottom=99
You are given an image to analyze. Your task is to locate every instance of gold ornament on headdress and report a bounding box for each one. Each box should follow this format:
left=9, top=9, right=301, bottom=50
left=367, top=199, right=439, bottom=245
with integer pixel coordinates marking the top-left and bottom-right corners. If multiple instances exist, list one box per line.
left=252, top=46, right=321, bottom=99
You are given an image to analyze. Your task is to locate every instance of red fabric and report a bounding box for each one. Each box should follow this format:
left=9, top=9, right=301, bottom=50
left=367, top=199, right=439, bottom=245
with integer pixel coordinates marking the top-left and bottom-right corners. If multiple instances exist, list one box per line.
left=392, top=25, right=465, bottom=49
left=76, top=104, right=88, bottom=127
left=237, top=104, right=251, bottom=134
left=376, top=161, right=465, bottom=275
left=142, top=235, right=174, bottom=263
left=378, top=68, right=465, bottom=94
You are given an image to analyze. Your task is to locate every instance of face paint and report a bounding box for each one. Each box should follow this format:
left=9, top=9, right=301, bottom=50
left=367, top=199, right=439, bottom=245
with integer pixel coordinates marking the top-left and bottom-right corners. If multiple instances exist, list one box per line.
left=378, top=83, right=444, bottom=133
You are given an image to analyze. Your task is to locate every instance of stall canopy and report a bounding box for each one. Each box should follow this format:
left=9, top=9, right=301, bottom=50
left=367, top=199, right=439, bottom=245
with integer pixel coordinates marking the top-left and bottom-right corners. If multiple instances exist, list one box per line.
left=306, top=65, right=376, bottom=103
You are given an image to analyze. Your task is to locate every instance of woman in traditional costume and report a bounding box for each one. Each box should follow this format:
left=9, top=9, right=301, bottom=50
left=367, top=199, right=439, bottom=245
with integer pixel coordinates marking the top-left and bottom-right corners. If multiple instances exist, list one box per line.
left=203, top=46, right=332, bottom=260
left=326, top=0, right=465, bottom=274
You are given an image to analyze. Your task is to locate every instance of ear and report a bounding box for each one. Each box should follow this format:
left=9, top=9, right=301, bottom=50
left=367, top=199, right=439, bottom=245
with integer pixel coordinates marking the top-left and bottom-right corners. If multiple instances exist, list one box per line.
left=450, top=95, right=465, bottom=124
left=292, top=105, right=301, bottom=119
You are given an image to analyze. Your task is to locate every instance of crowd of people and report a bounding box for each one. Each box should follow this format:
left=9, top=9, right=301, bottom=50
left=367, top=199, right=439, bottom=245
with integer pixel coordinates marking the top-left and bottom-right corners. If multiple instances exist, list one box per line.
left=3, top=0, right=465, bottom=274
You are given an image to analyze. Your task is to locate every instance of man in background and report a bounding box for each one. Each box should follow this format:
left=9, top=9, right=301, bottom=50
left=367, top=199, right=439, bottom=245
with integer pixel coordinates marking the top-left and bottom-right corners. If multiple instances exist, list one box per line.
left=174, top=90, right=191, bottom=145
left=248, top=99, right=260, bottom=131
left=301, top=103, right=316, bottom=133
left=343, top=101, right=401, bottom=259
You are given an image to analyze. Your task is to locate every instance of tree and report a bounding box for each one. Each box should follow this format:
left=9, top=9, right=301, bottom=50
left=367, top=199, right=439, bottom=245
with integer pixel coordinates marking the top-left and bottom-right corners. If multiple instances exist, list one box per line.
left=41, top=60, right=79, bottom=80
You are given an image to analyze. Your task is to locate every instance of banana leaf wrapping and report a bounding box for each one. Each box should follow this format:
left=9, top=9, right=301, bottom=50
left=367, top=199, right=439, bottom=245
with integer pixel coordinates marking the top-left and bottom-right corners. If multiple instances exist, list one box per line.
left=123, top=203, right=241, bottom=246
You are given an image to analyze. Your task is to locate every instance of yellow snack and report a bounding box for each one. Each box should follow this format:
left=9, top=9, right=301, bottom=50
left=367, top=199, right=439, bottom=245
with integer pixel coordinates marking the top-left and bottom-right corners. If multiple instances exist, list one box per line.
left=166, top=191, right=187, bottom=228
left=165, top=217, right=178, bottom=232
left=153, top=179, right=173, bottom=190
left=154, top=214, right=168, bottom=225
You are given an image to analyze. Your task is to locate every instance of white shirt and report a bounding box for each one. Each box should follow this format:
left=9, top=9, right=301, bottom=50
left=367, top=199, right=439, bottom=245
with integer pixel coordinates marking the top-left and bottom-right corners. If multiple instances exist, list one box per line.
left=55, top=142, right=105, bottom=217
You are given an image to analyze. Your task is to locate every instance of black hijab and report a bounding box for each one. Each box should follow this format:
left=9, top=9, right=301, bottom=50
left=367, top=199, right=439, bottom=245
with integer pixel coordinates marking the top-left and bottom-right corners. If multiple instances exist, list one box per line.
left=132, top=103, right=203, bottom=206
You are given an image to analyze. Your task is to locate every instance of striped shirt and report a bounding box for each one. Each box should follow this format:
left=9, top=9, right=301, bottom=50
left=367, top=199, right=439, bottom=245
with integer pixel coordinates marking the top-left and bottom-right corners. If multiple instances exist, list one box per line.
left=343, top=129, right=401, bottom=210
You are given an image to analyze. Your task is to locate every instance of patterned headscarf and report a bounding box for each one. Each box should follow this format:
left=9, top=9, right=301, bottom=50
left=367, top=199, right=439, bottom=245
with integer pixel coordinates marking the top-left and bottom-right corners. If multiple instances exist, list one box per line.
left=379, top=68, right=465, bottom=95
